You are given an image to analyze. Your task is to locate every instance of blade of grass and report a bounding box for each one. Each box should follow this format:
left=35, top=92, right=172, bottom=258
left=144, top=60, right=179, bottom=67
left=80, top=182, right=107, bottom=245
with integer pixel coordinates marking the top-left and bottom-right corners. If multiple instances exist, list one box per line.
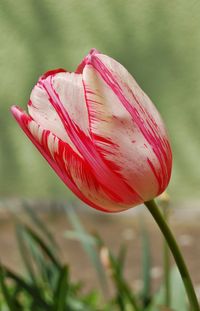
left=27, top=238, right=52, bottom=285
left=147, top=267, right=187, bottom=311
left=140, top=217, right=152, bottom=307
left=18, top=220, right=61, bottom=289
left=64, top=230, right=97, bottom=246
left=22, top=202, right=59, bottom=251
left=64, top=206, right=109, bottom=297
left=12, top=209, right=61, bottom=283
left=0, top=265, right=51, bottom=310
left=0, top=267, right=19, bottom=311
left=53, top=266, right=69, bottom=311
left=163, top=205, right=171, bottom=308
left=22, top=227, right=61, bottom=289
left=113, top=244, right=128, bottom=311
left=22, top=224, right=61, bottom=270
left=67, top=297, right=96, bottom=311
left=109, top=252, right=141, bottom=311
left=15, top=224, right=37, bottom=284
left=118, top=244, right=127, bottom=269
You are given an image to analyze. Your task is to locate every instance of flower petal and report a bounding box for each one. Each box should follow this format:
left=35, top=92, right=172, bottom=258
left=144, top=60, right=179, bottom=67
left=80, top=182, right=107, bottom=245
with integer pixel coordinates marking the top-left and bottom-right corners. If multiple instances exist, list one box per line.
left=51, top=71, right=90, bottom=137
left=38, top=74, right=142, bottom=207
left=28, top=69, right=89, bottom=158
left=75, top=48, right=100, bottom=73
left=83, top=53, right=172, bottom=200
left=11, top=106, right=134, bottom=212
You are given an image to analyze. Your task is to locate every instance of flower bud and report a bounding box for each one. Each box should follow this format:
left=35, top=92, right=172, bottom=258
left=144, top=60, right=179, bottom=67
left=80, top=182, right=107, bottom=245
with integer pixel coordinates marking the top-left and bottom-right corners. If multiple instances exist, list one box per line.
left=11, top=49, right=172, bottom=212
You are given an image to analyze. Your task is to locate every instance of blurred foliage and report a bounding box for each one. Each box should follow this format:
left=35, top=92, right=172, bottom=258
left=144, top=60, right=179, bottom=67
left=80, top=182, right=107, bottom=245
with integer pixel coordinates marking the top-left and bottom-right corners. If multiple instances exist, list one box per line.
left=0, top=204, right=189, bottom=310
left=0, top=0, right=200, bottom=199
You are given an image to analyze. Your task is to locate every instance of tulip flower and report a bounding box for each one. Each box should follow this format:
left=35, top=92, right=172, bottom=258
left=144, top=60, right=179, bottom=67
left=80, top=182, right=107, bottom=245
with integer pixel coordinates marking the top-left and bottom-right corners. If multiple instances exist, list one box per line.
left=11, top=48, right=172, bottom=212
left=11, top=50, right=200, bottom=311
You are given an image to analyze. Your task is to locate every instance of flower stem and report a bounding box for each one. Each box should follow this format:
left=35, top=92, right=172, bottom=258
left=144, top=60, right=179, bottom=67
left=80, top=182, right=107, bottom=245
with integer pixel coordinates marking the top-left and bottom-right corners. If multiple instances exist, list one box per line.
left=163, top=205, right=171, bottom=307
left=145, top=199, right=199, bottom=311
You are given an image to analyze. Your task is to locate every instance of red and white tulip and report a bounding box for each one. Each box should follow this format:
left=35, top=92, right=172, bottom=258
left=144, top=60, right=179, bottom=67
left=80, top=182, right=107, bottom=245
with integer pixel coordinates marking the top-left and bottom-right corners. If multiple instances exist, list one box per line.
left=11, top=49, right=172, bottom=212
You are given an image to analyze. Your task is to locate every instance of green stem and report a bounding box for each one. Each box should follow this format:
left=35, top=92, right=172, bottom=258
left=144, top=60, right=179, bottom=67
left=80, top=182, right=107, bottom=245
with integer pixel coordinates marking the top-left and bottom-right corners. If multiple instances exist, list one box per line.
left=163, top=205, right=171, bottom=307
left=122, top=281, right=141, bottom=311
left=145, top=199, right=199, bottom=311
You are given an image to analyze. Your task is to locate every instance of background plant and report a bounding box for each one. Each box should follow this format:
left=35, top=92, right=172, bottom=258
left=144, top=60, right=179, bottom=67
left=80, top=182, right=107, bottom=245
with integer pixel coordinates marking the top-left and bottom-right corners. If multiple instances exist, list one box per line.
left=0, top=203, right=190, bottom=311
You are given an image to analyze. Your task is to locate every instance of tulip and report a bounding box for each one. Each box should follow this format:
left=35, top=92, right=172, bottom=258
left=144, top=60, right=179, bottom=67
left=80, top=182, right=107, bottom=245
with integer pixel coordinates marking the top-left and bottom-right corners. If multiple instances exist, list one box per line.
left=11, top=51, right=200, bottom=310
left=11, top=48, right=172, bottom=212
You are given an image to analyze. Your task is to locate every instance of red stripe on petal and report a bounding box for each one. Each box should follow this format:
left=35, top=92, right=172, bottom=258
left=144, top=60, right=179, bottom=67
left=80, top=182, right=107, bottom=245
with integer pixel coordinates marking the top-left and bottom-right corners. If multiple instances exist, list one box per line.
left=76, top=48, right=101, bottom=73
left=38, top=76, right=142, bottom=205
left=88, top=56, right=172, bottom=195
left=10, top=106, right=110, bottom=212
left=41, top=68, right=66, bottom=80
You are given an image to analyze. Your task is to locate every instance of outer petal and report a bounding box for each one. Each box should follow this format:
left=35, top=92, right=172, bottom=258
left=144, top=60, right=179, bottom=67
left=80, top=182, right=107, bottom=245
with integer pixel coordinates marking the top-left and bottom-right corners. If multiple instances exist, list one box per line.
left=11, top=106, right=134, bottom=212
left=75, top=48, right=100, bottom=73
left=83, top=52, right=172, bottom=200
left=28, top=69, right=88, bottom=157
left=35, top=72, right=142, bottom=207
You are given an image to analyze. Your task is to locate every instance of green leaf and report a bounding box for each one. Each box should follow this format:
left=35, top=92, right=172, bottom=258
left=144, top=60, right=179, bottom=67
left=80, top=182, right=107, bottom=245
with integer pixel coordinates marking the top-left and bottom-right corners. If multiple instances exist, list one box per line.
left=16, top=222, right=61, bottom=290
left=53, top=266, right=69, bottom=311
left=22, top=202, right=59, bottom=252
left=140, top=219, right=152, bottom=307
left=147, top=267, right=188, bottom=311
left=118, top=244, right=127, bottom=270
left=0, top=267, right=18, bottom=311
left=109, top=252, right=141, bottom=311
left=64, top=230, right=97, bottom=246
left=64, top=206, right=109, bottom=297
left=22, top=224, right=61, bottom=270
left=67, top=297, right=97, bottom=311
left=170, top=268, right=188, bottom=311
left=16, top=224, right=37, bottom=284
left=0, top=265, right=51, bottom=310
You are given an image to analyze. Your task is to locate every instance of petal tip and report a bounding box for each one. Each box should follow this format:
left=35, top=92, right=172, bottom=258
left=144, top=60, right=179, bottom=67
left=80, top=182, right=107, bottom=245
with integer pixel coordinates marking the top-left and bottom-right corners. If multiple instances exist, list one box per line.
left=85, top=48, right=101, bottom=65
left=10, top=106, right=29, bottom=125
left=10, top=105, right=22, bottom=119
left=40, top=68, right=66, bottom=80
left=76, top=48, right=101, bottom=73
left=88, top=48, right=101, bottom=56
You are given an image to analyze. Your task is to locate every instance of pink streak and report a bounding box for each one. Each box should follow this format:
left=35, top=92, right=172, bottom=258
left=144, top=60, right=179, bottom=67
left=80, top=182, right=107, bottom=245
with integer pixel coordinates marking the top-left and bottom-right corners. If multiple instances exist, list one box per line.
left=76, top=48, right=101, bottom=74
left=87, top=55, right=172, bottom=195
left=10, top=106, right=112, bottom=212
left=38, top=75, right=142, bottom=205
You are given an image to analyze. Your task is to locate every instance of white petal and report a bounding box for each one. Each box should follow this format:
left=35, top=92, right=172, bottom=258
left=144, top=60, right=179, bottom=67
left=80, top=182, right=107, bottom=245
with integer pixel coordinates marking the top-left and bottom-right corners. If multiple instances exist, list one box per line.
left=27, top=118, right=129, bottom=212
left=97, top=54, right=167, bottom=137
left=52, top=72, right=90, bottom=136
left=28, top=72, right=90, bottom=158
left=83, top=57, right=170, bottom=200
left=29, top=84, right=68, bottom=143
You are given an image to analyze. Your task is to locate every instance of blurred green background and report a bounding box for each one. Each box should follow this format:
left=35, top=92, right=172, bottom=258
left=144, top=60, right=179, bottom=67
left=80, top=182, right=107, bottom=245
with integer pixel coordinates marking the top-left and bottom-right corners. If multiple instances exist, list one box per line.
left=0, top=0, right=200, bottom=201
